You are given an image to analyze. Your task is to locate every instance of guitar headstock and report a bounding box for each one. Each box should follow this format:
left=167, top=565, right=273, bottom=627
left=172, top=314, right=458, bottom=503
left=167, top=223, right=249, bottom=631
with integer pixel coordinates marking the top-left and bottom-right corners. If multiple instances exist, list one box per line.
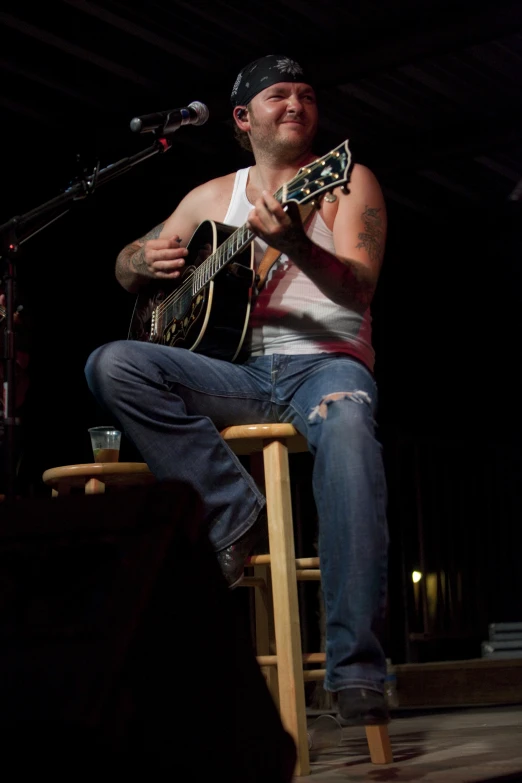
left=282, top=140, right=353, bottom=206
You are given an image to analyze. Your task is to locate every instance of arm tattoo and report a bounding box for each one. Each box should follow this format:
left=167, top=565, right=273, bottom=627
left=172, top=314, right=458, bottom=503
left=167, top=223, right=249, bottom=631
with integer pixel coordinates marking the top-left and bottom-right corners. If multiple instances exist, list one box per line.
left=129, top=222, right=165, bottom=274
left=356, top=206, right=384, bottom=264
left=115, top=221, right=167, bottom=290
left=139, top=223, right=165, bottom=242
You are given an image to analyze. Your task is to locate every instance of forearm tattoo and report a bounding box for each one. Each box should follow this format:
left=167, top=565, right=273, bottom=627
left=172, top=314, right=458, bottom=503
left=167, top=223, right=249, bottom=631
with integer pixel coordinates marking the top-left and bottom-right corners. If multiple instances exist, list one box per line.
left=138, top=222, right=166, bottom=244
left=356, top=206, right=384, bottom=264
left=128, top=222, right=165, bottom=274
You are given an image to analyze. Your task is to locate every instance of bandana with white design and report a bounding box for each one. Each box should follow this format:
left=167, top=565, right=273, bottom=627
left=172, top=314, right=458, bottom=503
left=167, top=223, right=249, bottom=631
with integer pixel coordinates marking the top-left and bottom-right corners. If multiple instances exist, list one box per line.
left=230, top=55, right=312, bottom=107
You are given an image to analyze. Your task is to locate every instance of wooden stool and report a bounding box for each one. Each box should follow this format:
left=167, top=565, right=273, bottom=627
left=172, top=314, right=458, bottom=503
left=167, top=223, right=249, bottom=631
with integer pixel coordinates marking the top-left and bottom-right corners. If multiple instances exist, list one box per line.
left=42, top=462, right=155, bottom=496
left=220, top=423, right=393, bottom=776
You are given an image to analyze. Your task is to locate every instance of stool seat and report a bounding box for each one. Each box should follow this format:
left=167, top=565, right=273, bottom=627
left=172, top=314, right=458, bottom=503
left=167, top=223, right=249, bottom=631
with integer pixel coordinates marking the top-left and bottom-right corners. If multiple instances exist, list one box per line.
left=221, top=423, right=308, bottom=455
left=42, top=462, right=155, bottom=495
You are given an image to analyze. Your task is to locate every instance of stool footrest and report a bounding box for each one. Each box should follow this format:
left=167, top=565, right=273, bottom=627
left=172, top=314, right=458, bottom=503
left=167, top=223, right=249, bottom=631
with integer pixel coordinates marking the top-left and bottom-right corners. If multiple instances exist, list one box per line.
left=296, top=569, right=321, bottom=580
left=248, top=554, right=319, bottom=568
left=257, top=652, right=326, bottom=667
left=302, top=669, right=327, bottom=682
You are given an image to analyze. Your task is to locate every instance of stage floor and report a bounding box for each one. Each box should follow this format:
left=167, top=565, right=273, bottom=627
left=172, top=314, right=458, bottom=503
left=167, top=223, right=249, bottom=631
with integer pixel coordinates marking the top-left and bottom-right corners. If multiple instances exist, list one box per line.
left=301, top=704, right=522, bottom=781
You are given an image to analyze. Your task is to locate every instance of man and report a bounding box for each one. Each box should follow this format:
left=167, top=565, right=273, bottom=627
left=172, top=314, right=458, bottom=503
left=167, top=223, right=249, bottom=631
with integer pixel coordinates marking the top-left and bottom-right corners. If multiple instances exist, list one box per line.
left=85, top=55, right=389, bottom=725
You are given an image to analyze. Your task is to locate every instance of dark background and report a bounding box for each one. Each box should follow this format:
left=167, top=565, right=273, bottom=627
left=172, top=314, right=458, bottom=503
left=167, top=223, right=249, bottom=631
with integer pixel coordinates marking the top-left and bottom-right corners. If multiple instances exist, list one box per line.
left=1, top=0, right=522, bottom=663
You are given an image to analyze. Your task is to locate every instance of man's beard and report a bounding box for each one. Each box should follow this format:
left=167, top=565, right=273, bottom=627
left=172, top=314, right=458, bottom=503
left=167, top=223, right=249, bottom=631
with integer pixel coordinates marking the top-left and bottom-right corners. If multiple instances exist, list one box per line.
left=249, top=114, right=315, bottom=162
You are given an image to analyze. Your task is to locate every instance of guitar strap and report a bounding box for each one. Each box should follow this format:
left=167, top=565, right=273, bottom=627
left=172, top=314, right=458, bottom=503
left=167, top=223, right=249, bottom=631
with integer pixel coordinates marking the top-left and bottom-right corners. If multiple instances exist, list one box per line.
left=254, top=201, right=319, bottom=294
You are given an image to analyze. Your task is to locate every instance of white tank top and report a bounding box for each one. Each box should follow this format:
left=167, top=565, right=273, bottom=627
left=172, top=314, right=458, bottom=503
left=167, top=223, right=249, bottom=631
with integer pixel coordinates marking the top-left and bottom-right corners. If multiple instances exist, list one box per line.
left=223, top=167, right=375, bottom=372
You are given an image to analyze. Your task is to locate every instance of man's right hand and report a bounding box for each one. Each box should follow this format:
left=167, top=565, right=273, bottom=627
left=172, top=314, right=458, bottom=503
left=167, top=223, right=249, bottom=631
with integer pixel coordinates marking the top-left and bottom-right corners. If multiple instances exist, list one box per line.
left=131, top=234, right=189, bottom=280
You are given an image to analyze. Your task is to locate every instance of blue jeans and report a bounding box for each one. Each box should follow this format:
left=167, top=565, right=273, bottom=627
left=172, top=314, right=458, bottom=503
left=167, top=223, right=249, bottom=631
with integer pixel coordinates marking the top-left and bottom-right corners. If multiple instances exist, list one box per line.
left=85, top=341, right=388, bottom=693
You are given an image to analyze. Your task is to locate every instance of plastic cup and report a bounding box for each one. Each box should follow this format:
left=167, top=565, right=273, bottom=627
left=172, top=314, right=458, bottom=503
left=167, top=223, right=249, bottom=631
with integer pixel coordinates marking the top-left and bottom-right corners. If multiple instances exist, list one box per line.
left=88, top=426, right=121, bottom=463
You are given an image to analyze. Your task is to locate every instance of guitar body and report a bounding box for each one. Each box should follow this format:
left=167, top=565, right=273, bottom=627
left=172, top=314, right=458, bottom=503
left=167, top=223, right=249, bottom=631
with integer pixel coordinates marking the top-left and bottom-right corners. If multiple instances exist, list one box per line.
left=128, top=220, right=255, bottom=362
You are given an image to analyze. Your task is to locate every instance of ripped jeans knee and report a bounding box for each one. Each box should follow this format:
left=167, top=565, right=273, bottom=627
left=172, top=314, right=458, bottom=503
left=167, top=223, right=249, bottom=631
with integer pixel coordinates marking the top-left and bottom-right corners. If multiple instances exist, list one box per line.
left=308, top=390, right=373, bottom=423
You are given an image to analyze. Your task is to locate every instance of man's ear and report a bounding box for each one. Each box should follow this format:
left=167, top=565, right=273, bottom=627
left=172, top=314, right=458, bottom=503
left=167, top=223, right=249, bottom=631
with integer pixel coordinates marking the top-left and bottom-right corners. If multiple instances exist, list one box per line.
left=233, top=106, right=249, bottom=128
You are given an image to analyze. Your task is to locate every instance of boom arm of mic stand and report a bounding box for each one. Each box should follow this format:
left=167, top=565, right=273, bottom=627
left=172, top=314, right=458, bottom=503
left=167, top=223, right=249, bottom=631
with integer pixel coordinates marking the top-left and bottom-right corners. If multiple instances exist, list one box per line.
left=0, top=136, right=172, bottom=249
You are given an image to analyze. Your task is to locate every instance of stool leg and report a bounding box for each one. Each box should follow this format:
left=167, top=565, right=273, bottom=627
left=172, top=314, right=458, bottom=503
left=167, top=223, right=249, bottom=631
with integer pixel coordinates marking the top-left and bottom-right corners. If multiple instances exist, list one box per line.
left=365, top=724, right=393, bottom=764
left=51, top=483, right=71, bottom=497
left=254, top=564, right=279, bottom=708
left=250, top=451, right=265, bottom=493
left=85, top=478, right=105, bottom=494
left=263, top=438, right=310, bottom=777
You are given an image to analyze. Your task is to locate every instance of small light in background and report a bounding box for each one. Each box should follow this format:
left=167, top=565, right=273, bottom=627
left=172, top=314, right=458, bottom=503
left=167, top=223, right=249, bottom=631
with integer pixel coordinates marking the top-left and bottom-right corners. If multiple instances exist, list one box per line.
left=412, top=570, right=423, bottom=583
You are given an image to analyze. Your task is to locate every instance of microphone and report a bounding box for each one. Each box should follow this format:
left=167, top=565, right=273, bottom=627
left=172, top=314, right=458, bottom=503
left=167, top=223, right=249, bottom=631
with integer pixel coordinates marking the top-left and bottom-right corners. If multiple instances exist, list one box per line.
left=130, top=101, right=209, bottom=134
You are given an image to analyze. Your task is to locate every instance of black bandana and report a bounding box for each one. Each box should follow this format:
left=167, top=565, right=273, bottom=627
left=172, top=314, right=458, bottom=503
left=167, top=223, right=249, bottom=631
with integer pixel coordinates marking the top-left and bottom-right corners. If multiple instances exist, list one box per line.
left=230, top=54, right=312, bottom=106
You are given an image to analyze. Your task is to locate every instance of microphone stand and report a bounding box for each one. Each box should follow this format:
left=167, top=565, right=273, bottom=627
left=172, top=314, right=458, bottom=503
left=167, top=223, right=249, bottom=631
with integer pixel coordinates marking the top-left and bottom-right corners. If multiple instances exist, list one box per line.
left=0, top=133, right=174, bottom=501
